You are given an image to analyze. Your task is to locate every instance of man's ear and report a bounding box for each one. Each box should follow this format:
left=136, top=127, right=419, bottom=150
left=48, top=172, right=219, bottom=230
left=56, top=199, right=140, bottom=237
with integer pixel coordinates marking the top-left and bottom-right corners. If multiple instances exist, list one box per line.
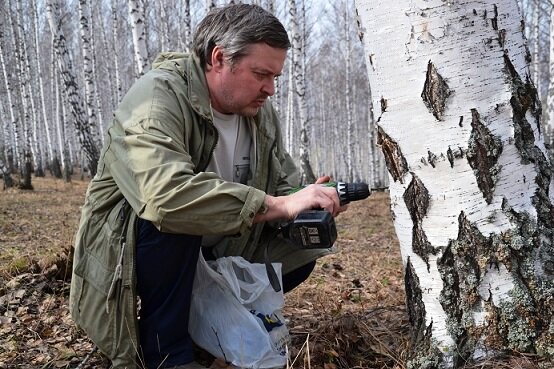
left=209, top=46, right=225, bottom=71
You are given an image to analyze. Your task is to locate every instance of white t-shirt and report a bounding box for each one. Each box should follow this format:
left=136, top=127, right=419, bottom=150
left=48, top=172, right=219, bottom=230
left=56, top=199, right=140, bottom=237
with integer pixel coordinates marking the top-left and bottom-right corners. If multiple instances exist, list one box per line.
left=205, top=109, right=252, bottom=184
left=202, top=109, right=253, bottom=247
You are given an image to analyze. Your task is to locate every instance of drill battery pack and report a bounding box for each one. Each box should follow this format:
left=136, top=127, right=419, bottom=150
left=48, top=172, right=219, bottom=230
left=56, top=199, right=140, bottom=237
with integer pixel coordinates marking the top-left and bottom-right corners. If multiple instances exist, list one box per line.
left=281, top=210, right=337, bottom=249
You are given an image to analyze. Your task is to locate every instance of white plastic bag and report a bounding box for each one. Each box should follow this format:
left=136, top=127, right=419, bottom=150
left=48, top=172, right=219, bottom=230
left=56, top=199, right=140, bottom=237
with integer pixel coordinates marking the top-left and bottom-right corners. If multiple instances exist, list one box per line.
left=189, top=253, right=290, bottom=369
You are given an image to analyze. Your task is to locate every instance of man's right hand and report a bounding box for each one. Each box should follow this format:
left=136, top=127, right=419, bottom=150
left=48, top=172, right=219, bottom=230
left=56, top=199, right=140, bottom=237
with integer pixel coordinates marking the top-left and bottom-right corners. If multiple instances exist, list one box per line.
left=253, top=182, right=342, bottom=224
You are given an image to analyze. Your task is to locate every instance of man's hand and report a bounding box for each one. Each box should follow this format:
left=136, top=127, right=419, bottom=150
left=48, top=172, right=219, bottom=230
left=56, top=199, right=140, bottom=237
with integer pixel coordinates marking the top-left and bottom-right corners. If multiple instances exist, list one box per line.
left=254, top=175, right=347, bottom=223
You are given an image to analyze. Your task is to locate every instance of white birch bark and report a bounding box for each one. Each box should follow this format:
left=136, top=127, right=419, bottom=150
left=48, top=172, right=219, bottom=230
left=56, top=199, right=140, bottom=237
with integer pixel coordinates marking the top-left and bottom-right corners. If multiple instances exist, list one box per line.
left=344, top=5, right=353, bottom=182
left=546, top=6, right=554, bottom=149
left=46, top=0, right=100, bottom=176
left=285, top=57, right=295, bottom=155
left=157, top=0, right=171, bottom=52
left=0, top=26, right=21, bottom=170
left=78, top=0, right=99, bottom=146
left=356, top=0, right=554, bottom=367
left=89, top=10, right=105, bottom=145
left=32, top=0, right=55, bottom=165
left=128, top=0, right=150, bottom=77
left=205, top=0, right=217, bottom=14
left=111, top=0, right=123, bottom=104
left=532, top=0, right=541, bottom=97
left=289, top=0, right=315, bottom=183
left=180, top=0, right=192, bottom=52
left=9, top=0, right=34, bottom=187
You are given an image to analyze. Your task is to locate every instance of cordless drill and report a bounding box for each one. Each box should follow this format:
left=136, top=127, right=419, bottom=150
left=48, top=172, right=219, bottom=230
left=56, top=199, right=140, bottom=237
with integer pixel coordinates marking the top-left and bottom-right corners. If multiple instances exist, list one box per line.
left=281, top=182, right=371, bottom=249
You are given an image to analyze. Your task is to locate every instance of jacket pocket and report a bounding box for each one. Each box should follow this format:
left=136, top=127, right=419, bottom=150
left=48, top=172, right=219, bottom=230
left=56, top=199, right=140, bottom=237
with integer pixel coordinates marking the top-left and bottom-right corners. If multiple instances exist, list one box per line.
left=72, top=198, right=130, bottom=359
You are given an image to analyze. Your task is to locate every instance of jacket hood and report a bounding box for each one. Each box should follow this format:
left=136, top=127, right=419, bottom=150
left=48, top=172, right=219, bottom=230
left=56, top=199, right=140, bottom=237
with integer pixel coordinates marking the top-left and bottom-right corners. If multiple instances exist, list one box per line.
left=152, top=52, right=189, bottom=69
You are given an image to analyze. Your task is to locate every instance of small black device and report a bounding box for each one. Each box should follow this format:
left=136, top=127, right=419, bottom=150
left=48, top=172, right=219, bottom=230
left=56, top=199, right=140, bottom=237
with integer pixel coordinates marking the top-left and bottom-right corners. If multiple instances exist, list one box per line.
left=282, top=182, right=370, bottom=249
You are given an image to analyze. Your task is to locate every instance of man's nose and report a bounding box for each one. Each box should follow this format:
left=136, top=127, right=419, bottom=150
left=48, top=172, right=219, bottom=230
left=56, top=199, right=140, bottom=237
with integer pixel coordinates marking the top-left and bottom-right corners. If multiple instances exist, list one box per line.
left=261, top=79, right=275, bottom=96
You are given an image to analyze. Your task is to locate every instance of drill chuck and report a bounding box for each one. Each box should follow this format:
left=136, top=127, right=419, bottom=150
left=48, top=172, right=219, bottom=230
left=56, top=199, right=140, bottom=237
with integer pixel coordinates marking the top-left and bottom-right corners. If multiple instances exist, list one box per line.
left=336, top=182, right=370, bottom=206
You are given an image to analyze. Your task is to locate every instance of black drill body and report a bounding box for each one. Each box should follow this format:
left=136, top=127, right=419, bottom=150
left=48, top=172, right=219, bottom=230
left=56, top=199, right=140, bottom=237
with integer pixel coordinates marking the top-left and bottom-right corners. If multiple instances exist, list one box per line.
left=281, top=182, right=370, bottom=249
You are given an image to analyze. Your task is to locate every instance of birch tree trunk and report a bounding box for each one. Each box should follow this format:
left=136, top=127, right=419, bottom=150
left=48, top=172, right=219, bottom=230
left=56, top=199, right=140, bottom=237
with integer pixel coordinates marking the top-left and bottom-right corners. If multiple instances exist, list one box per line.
left=111, top=0, right=123, bottom=104
left=46, top=0, right=100, bottom=176
left=289, top=0, right=315, bottom=183
left=180, top=0, right=192, bottom=52
left=32, top=0, right=55, bottom=168
left=356, top=0, right=554, bottom=367
left=128, top=0, right=150, bottom=77
left=0, top=26, right=21, bottom=172
left=78, top=0, right=99, bottom=147
left=547, top=6, right=554, bottom=151
left=344, top=5, right=354, bottom=182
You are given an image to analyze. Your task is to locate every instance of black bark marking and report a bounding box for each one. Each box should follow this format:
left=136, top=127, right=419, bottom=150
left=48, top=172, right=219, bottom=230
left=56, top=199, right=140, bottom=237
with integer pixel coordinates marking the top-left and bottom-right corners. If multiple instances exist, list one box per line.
left=404, top=258, right=444, bottom=367
left=504, top=54, right=542, bottom=145
left=421, top=61, right=451, bottom=121
left=447, top=146, right=455, bottom=168
left=405, top=258, right=426, bottom=341
left=404, top=174, right=429, bottom=225
left=427, top=150, right=438, bottom=168
left=491, top=5, right=498, bottom=31
left=377, top=126, right=409, bottom=183
left=466, top=109, right=503, bottom=204
left=355, top=9, right=364, bottom=42
left=453, top=212, right=487, bottom=306
left=404, top=174, right=437, bottom=270
left=380, top=97, right=388, bottom=113
left=459, top=116, right=464, bottom=127
left=437, top=245, right=472, bottom=366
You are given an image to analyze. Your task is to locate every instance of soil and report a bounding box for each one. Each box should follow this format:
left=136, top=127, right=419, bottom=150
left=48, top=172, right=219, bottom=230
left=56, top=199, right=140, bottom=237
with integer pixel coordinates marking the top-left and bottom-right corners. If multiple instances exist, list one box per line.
left=0, top=175, right=548, bottom=369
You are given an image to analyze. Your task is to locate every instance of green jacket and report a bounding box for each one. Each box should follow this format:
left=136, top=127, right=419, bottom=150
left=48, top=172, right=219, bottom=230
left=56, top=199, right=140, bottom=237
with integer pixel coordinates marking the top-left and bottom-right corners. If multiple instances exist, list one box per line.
left=69, top=53, right=330, bottom=368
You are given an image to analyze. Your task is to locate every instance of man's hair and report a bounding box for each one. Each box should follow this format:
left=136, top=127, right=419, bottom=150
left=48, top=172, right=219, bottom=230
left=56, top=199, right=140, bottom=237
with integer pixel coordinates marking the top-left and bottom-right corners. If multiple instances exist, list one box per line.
left=192, top=4, right=291, bottom=70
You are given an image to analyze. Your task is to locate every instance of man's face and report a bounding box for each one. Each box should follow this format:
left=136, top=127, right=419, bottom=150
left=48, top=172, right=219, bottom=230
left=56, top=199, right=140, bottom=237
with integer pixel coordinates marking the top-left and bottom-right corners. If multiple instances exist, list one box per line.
left=206, top=43, right=287, bottom=117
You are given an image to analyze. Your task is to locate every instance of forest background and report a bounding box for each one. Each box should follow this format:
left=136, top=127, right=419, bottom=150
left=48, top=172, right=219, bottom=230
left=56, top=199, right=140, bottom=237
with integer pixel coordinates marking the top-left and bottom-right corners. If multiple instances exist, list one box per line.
left=1, top=0, right=553, bottom=188
left=1, top=0, right=554, bottom=368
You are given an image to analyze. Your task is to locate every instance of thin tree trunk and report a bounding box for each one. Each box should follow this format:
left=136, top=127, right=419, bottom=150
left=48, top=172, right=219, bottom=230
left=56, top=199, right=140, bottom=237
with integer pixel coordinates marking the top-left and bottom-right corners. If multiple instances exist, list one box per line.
left=356, top=0, right=554, bottom=367
left=78, top=0, right=99, bottom=145
left=128, top=0, right=150, bottom=77
left=0, top=25, right=21, bottom=172
left=111, top=0, right=123, bottom=104
left=289, top=0, right=315, bottom=183
left=46, top=0, right=100, bottom=176
left=546, top=6, right=554, bottom=152
left=32, top=0, right=55, bottom=169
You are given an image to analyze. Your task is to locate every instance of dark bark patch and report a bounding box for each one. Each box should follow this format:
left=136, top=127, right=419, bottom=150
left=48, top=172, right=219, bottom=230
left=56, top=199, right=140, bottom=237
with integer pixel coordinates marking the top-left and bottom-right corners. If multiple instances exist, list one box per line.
left=447, top=147, right=455, bottom=168
left=405, top=258, right=444, bottom=368
left=421, top=61, right=451, bottom=121
left=427, top=151, right=438, bottom=168
left=404, top=174, right=430, bottom=223
left=405, top=257, right=426, bottom=341
left=404, top=174, right=437, bottom=270
left=380, top=97, right=388, bottom=113
left=377, top=126, right=409, bottom=183
left=491, top=5, right=498, bottom=31
left=466, top=109, right=503, bottom=204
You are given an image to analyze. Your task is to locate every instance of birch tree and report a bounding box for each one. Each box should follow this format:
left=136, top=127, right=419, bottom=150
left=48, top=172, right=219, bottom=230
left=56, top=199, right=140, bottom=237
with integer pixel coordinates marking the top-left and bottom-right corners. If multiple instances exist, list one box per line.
left=32, top=0, right=55, bottom=170
left=46, top=0, right=100, bottom=176
left=128, top=0, right=150, bottom=77
left=289, top=0, right=316, bottom=183
left=356, top=0, right=554, bottom=367
left=78, top=0, right=99, bottom=146
left=547, top=5, right=554, bottom=149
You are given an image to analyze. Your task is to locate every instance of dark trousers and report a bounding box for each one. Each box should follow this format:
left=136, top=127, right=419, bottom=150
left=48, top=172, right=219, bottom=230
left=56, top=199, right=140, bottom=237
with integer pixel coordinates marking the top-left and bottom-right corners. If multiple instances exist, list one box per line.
left=136, top=219, right=315, bottom=368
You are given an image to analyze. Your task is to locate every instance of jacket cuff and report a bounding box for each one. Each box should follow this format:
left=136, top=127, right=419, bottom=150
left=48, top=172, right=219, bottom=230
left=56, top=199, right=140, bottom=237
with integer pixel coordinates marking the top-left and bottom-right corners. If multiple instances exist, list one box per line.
left=239, top=187, right=267, bottom=230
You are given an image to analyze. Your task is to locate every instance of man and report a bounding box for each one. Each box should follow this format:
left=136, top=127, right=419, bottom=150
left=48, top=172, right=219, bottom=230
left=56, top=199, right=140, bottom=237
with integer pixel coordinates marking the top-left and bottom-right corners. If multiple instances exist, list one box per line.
left=69, top=4, right=345, bottom=369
